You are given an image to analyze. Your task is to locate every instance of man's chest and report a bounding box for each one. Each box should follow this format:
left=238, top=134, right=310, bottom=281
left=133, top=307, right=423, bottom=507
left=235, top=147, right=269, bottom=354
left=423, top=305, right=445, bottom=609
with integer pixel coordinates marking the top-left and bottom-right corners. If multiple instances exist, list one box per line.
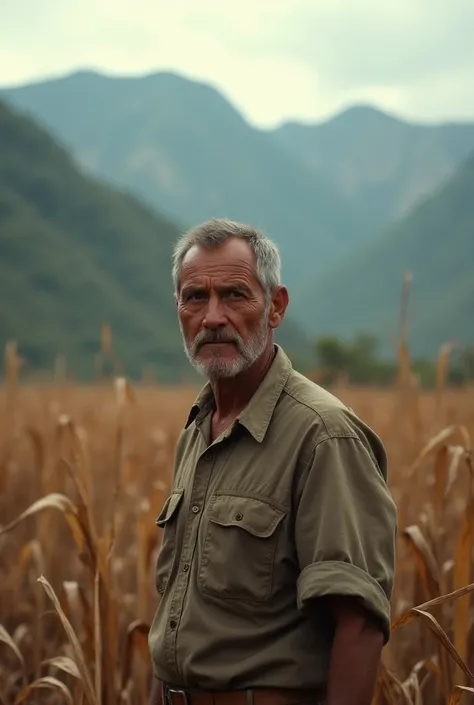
left=157, top=428, right=305, bottom=603
left=174, top=426, right=300, bottom=506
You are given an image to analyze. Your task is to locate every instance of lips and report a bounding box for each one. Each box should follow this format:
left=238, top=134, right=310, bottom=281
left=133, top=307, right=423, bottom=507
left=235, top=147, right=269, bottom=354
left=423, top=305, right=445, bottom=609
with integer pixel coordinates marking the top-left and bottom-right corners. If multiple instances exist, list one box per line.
left=201, top=341, right=235, bottom=347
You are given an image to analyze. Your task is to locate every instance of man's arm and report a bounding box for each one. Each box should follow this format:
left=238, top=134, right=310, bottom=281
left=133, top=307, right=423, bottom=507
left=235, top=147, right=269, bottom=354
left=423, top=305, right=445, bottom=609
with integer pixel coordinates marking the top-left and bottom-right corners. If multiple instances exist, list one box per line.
left=149, top=676, right=163, bottom=705
left=325, top=596, right=384, bottom=705
left=294, top=426, right=397, bottom=705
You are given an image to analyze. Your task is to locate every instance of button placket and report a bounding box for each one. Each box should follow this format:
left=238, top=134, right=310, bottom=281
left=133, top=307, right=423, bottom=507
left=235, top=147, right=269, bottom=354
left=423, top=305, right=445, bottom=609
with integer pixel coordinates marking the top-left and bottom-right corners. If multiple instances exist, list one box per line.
left=164, top=449, right=215, bottom=680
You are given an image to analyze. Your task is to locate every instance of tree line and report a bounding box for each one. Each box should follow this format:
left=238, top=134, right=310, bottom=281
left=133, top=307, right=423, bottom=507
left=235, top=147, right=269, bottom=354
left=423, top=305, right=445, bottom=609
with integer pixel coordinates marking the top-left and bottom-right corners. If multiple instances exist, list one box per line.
left=311, top=333, right=474, bottom=388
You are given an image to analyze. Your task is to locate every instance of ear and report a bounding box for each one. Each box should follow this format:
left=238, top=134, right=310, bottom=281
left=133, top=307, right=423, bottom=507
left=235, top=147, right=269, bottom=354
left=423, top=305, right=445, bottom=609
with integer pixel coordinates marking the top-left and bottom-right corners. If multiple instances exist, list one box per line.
left=268, top=286, right=289, bottom=329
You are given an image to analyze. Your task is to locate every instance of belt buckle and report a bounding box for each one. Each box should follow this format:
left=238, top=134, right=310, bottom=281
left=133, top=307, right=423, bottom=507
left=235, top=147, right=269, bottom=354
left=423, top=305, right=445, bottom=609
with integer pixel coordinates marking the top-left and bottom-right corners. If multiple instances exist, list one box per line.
left=166, top=687, right=191, bottom=705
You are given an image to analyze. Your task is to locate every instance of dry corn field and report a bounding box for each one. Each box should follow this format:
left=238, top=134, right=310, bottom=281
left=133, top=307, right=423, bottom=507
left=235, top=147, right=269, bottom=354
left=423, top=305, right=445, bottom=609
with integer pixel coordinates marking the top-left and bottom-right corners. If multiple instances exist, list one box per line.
left=1, top=367, right=474, bottom=705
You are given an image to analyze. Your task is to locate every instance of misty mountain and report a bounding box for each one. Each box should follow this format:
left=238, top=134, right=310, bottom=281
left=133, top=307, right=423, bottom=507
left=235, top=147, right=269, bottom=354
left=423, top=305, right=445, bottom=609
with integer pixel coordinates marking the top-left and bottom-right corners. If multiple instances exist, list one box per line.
left=0, top=100, right=312, bottom=380
left=3, top=69, right=474, bottom=363
left=294, top=146, right=474, bottom=357
left=273, top=105, right=474, bottom=230
left=0, top=70, right=372, bottom=293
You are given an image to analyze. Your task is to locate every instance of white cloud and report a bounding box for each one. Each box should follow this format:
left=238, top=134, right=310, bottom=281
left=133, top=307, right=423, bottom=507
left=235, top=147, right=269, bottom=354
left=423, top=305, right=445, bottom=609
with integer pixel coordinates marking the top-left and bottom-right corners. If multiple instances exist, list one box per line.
left=1, top=0, right=474, bottom=127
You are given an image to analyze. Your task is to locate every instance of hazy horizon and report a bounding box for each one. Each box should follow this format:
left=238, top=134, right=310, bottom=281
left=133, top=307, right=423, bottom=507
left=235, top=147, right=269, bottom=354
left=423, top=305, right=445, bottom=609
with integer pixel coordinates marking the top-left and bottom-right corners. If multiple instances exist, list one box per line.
left=3, top=0, right=474, bottom=128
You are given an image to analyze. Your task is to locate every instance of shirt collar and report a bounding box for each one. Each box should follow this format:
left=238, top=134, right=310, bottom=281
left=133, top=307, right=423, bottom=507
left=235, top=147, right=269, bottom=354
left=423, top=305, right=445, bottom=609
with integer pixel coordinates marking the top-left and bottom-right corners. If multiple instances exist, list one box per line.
left=184, top=344, right=292, bottom=442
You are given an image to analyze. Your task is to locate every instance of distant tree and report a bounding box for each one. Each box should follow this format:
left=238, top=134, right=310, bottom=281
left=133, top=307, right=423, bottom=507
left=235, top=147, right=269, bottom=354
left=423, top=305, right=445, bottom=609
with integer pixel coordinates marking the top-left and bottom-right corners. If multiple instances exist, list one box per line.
left=314, top=333, right=409, bottom=386
left=447, top=344, right=474, bottom=385
left=314, top=336, right=350, bottom=381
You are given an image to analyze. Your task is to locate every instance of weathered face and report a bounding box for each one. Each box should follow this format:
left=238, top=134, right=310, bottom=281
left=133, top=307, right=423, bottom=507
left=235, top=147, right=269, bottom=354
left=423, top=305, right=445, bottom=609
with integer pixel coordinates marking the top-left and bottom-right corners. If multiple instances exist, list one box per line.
left=176, top=237, right=279, bottom=380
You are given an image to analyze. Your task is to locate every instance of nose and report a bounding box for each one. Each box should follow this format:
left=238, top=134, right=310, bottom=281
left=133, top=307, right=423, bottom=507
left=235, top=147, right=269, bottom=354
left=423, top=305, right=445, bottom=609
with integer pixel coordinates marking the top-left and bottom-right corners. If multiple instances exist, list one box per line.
left=202, top=295, right=227, bottom=329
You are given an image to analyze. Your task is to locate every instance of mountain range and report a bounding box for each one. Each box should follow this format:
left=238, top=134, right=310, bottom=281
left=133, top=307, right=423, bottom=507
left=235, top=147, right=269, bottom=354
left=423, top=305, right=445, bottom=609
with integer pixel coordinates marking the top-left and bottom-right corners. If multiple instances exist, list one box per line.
left=0, top=100, right=182, bottom=380
left=0, top=100, right=311, bottom=380
left=1, top=68, right=473, bottom=371
left=0, top=71, right=374, bottom=293
left=274, top=106, right=474, bottom=228
left=297, top=149, right=474, bottom=356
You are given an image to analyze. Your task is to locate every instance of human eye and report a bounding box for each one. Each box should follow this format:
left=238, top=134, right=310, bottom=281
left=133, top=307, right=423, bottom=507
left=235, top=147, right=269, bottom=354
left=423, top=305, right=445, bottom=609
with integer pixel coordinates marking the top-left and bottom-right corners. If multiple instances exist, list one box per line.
left=227, top=289, right=245, bottom=299
left=185, top=289, right=206, bottom=301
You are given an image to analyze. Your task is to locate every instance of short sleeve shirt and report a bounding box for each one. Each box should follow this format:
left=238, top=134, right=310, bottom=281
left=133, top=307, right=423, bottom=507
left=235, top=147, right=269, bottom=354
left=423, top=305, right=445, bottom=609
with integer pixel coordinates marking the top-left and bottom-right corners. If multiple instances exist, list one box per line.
left=148, top=345, right=398, bottom=691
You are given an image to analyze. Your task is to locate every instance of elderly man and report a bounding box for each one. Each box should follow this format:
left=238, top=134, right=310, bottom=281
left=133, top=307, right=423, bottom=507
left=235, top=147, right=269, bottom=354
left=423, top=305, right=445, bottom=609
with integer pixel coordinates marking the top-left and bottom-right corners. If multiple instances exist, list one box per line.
left=148, top=218, right=397, bottom=705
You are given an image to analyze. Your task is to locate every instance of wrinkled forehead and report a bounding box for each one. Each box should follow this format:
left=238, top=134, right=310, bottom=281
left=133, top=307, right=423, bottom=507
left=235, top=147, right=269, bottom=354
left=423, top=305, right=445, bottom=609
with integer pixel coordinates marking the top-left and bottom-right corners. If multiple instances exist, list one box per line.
left=179, top=238, right=259, bottom=286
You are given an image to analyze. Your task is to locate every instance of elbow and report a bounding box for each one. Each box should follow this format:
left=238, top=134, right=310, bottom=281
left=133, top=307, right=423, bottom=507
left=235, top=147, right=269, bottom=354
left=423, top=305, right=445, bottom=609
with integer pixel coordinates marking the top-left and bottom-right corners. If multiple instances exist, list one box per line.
left=329, top=595, right=386, bottom=648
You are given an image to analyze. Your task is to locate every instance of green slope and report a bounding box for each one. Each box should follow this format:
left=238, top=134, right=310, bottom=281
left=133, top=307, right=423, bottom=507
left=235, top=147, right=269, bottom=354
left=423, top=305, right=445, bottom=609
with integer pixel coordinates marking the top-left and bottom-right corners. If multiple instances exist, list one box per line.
left=273, top=105, right=474, bottom=232
left=0, top=101, right=187, bottom=380
left=294, top=149, right=474, bottom=357
left=0, top=101, right=312, bottom=380
left=0, top=70, right=372, bottom=292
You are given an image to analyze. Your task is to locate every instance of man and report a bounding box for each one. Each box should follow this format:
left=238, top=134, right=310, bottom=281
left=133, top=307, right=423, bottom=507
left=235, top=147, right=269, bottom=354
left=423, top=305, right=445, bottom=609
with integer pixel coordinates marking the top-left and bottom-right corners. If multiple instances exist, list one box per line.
left=148, top=218, right=398, bottom=705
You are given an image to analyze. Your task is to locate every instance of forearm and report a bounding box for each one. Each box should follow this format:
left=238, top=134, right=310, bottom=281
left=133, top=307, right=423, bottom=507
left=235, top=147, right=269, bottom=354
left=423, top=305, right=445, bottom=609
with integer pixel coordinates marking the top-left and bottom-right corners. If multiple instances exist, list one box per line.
left=326, top=601, right=384, bottom=705
left=149, top=676, right=163, bottom=705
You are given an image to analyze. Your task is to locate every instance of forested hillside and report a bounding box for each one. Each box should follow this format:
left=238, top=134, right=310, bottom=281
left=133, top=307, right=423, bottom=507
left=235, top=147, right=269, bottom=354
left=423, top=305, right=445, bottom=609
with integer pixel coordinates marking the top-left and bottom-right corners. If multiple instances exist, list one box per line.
left=296, top=148, right=474, bottom=357
left=0, top=101, right=311, bottom=380
left=0, top=70, right=373, bottom=291
left=273, top=105, right=474, bottom=230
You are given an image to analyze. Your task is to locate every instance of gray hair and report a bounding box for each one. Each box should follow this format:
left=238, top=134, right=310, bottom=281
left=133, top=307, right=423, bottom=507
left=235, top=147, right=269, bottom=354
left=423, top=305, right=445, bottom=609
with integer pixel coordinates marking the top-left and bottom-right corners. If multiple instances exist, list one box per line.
left=171, top=218, right=281, bottom=298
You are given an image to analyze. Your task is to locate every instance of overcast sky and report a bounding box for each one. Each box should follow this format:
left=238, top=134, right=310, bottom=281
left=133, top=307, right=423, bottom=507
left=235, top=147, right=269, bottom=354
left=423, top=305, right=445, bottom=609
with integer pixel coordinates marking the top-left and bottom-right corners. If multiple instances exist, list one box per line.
left=2, top=0, right=474, bottom=128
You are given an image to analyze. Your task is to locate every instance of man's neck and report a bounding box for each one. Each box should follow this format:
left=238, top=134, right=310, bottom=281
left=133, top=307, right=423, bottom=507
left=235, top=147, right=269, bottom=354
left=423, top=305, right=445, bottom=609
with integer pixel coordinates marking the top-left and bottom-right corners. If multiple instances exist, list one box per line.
left=210, top=342, right=276, bottom=421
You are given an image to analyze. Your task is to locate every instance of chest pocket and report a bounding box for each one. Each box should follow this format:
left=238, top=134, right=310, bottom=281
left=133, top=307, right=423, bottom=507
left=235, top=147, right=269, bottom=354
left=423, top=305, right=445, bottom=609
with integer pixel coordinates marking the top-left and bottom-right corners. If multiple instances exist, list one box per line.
left=198, top=493, right=286, bottom=603
left=154, top=489, right=183, bottom=595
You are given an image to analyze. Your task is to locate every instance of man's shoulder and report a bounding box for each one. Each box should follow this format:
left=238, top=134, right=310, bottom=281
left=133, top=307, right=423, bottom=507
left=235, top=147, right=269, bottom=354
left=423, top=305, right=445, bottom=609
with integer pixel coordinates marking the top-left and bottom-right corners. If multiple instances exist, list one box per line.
left=276, top=368, right=388, bottom=479
left=280, top=367, right=369, bottom=441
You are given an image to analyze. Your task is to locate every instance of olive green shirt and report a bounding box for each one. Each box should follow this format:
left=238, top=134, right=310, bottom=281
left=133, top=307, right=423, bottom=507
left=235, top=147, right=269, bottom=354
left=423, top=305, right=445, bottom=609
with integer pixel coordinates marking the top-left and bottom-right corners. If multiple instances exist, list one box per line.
left=148, top=345, right=397, bottom=691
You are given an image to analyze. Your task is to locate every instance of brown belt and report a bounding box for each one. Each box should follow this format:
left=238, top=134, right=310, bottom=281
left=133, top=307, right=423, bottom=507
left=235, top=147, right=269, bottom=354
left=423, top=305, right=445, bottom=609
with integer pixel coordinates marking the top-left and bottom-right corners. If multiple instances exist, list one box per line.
left=162, top=684, right=325, bottom=705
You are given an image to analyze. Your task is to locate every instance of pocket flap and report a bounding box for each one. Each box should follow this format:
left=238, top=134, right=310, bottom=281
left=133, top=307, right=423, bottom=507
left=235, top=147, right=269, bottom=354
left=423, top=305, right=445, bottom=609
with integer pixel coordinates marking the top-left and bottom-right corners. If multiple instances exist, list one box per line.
left=155, top=488, right=184, bottom=527
left=208, top=494, right=285, bottom=538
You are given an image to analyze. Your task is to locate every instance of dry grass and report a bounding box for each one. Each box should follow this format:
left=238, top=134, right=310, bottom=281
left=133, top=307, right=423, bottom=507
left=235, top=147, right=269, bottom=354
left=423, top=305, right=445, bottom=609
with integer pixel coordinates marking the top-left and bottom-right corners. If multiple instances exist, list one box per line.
left=1, top=364, right=474, bottom=704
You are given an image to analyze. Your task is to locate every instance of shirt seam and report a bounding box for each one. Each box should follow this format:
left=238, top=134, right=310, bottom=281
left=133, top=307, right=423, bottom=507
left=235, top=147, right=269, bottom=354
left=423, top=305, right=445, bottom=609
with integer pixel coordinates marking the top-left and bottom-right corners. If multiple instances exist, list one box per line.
left=211, top=490, right=288, bottom=514
left=281, top=386, right=358, bottom=441
left=304, top=434, right=384, bottom=480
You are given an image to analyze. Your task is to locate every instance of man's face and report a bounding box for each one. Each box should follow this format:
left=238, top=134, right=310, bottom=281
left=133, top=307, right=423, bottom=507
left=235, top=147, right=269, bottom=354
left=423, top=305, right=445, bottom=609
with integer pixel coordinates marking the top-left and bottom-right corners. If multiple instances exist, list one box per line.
left=176, top=238, right=272, bottom=380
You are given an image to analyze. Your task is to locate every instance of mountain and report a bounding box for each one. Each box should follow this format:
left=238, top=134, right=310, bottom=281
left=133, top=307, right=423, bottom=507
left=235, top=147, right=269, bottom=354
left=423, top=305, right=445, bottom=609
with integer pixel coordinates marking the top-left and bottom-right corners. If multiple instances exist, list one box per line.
left=0, top=70, right=373, bottom=292
left=273, top=105, right=474, bottom=231
left=0, top=100, right=312, bottom=381
left=0, top=100, right=184, bottom=380
left=294, top=147, right=474, bottom=357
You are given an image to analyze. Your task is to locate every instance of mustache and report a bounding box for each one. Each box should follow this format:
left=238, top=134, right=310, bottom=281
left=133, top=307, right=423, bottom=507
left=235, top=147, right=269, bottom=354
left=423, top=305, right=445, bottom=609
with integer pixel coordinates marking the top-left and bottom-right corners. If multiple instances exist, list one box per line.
left=193, top=329, right=241, bottom=348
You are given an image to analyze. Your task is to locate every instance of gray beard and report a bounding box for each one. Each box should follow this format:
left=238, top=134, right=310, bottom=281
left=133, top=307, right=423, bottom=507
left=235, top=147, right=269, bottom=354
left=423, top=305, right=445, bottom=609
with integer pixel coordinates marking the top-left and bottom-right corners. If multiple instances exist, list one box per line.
left=180, top=311, right=270, bottom=380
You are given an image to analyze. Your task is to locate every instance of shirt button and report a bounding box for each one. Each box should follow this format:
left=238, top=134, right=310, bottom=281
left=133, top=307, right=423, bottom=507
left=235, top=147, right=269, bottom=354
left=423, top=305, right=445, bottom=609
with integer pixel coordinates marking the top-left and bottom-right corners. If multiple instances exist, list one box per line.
left=183, top=563, right=190, bottom=572
left=192, top=505, right=200, bottom=513
left=235, top=513, right=243, bottom=521
left=169, top=620, right=177, bottom=630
